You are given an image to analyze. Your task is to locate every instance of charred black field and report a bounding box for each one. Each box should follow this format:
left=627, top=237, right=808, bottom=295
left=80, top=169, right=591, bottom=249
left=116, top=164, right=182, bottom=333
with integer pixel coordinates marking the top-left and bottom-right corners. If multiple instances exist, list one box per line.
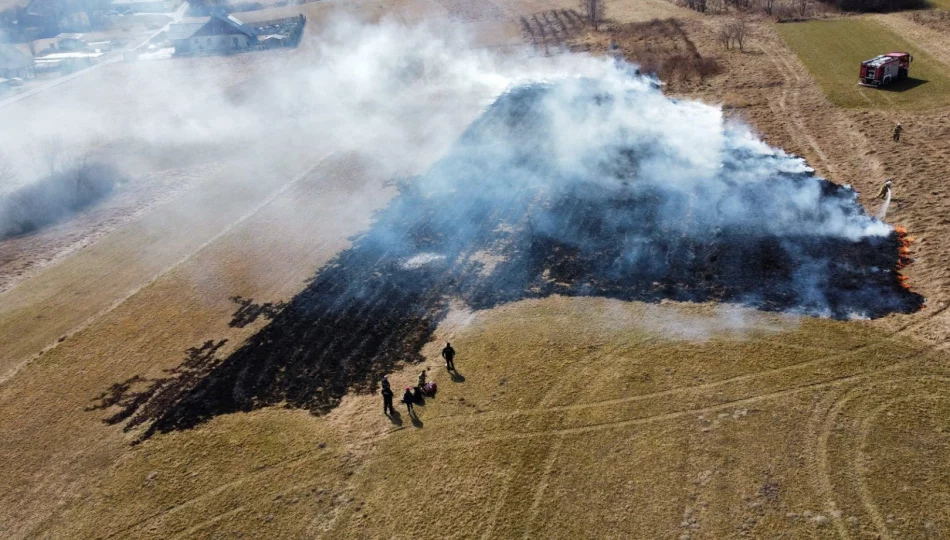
left=93, top=77, right=924, bottom=439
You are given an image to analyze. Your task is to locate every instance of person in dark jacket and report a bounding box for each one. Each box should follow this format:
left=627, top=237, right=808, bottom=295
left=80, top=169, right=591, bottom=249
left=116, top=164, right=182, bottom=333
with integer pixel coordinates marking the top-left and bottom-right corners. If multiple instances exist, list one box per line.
left=402, top=387, right=415, bottom=414
left=417, top=370, right=426, bottom=389
left=441, top=342, right=456, bottom=371
left=382, top=384, right=395, bottom=415
left=893, top=122, right=902, bottom=142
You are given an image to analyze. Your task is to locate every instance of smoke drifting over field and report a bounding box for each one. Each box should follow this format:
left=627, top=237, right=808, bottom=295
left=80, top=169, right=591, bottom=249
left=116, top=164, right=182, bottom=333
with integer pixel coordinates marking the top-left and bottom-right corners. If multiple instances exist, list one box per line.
left=91, top=55, right=922, bottom=437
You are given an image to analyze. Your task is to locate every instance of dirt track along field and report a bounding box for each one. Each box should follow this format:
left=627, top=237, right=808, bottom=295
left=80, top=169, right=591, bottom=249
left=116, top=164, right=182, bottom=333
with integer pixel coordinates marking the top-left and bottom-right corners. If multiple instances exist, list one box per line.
left=2, top=0, right=950, bottom=538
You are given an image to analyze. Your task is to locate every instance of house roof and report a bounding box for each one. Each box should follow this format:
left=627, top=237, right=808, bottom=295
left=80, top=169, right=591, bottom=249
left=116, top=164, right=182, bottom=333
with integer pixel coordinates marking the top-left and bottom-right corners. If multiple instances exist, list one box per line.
left=193, top=13, right=257, bottom=38
left=0, top=45, right=32, bottom=71
left=34, top=51, right=104, bottom=61
left=166, top=22, right=204, bottom=41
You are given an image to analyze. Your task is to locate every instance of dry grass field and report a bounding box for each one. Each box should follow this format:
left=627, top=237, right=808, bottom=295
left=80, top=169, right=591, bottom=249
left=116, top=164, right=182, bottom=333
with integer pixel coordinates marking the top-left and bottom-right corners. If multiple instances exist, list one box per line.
left=2, top=0, right=950, bottom=538
left=47, top=298, right=950, bottom=538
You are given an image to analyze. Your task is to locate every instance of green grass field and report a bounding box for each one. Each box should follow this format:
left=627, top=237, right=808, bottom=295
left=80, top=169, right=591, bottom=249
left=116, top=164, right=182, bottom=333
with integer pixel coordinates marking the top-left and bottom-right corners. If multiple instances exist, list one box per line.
left=777, top=17, right=950, bottom=108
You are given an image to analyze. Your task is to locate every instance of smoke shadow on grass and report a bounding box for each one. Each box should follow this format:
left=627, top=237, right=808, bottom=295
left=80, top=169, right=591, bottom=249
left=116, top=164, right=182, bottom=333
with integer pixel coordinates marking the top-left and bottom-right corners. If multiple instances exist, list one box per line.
left=91, top=77, right=924, bottom=441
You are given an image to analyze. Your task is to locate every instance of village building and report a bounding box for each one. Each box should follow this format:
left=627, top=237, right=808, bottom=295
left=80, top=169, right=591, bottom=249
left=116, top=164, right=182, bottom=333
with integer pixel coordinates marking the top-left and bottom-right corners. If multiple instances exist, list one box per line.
left=33, top=50, right=104, bottom=73
left=165, top=21, right=205, bottom=50
left=22, top=0, right=92, bottom=34
left=35, top=32, right=88, bottom=55
left=110, top=0, right=183, bottom=14
left=167, top=13, right=305, bottom=56
left=170, top=14, right=257, bottom=55
left=55, top=32, right=86, bottom=50
left=0, top=44, right=34, bottom=79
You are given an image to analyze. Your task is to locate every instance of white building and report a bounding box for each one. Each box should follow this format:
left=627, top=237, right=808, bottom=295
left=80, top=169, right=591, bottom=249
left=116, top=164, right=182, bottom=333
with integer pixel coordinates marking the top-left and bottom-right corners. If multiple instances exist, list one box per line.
left=111, top=0, right=183, bottom=14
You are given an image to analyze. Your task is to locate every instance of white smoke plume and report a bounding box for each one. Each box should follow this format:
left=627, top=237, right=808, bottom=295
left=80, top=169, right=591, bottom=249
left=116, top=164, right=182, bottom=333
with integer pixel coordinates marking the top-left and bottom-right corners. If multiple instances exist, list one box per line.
left=876, top=188, right=892, bottom=220
left=1, top=16, right=905, bottom=311
left=73, top=17, right=921, bottom=438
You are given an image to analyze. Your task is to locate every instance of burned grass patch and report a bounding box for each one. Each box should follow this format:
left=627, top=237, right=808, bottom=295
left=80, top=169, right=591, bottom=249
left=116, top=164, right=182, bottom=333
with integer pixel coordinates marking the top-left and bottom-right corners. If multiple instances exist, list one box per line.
left=228, top=296, right=287, bottom=328
left=93, top=78, right=923, bottom=440
left=87, top=340, right=228, bottom=440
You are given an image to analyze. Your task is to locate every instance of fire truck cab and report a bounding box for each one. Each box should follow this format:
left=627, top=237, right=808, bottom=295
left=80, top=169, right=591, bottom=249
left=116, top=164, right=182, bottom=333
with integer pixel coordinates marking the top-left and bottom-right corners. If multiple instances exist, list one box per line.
left=859, top=52, right=912, bottom=87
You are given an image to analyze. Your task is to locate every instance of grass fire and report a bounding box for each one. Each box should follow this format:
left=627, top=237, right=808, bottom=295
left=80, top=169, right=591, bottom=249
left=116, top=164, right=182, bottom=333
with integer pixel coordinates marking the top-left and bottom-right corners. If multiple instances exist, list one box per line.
left=93, top=75, right=923, bottom=440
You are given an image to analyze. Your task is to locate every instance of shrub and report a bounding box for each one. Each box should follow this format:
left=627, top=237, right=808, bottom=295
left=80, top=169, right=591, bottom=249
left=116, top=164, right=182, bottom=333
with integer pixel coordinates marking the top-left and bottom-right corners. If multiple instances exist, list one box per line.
left=818, top=0, right=926, bottom=12
left=0, top=162, right=121, bottom=239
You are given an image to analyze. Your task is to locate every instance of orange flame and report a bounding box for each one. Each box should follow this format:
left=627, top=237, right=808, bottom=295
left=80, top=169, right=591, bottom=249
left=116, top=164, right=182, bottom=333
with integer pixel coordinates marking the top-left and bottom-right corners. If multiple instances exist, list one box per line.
left=894, top=226, right=914, bottom=287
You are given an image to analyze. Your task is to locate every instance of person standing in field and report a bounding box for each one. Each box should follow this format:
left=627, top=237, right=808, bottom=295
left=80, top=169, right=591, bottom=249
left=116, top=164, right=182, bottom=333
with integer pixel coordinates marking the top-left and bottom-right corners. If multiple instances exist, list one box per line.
left=402, top=387, right=415, bottom=415
left=382, top=383, right=395, bottom=415
left=893, top=122, right=902, bottom=142
left=441, top=342, right=456, bottom=371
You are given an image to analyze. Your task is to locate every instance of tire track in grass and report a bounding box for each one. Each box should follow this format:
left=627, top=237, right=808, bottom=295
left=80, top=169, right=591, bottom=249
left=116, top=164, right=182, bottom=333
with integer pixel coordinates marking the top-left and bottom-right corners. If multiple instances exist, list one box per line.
left=811, top=374, right=950, bottom=539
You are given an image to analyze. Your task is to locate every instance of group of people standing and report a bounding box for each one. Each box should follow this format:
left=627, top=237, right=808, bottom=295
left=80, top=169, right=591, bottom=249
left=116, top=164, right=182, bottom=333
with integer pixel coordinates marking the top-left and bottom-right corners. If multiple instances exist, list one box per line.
left=380, top=342, right=456, bottom=417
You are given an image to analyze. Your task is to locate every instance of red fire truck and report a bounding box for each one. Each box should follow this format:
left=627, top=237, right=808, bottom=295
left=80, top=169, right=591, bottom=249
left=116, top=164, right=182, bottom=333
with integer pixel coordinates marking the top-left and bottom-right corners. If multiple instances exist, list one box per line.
left=859, top=52, right=913, bottom=87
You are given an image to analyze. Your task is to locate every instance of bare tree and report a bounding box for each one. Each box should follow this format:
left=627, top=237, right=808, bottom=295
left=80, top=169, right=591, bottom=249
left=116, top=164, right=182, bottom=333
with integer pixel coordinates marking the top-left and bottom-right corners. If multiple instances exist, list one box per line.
left=580, top=0, right=606, bottom=30
left=686, top=0, right=708, bottom=12
left=764, top=0, right=776, bottom=15
left=718, top=18, right=750, bottom=51
left=38, top=136, right=66, bottom=175
left=798, top=0, right=809, bottom=16
left=732, top=17, right=749, bottom=51
left=718, top=26, right=733, bottom=49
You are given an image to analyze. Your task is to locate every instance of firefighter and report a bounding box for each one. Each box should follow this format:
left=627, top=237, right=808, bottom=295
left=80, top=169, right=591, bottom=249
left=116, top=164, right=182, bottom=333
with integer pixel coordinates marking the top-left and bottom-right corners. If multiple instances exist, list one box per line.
left=892, top=122, right=903, bottom=142
left=876, top=180, right=893, bottom=200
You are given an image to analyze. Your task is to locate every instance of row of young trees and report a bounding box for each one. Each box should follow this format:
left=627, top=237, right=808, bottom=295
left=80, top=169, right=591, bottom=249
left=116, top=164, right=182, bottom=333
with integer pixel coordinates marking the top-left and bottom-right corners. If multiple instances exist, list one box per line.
left=684, top=0, right=924, bottom=17
left=684, top=0, right=810, bottom=17
left=579, top=0, right=606, bottom=30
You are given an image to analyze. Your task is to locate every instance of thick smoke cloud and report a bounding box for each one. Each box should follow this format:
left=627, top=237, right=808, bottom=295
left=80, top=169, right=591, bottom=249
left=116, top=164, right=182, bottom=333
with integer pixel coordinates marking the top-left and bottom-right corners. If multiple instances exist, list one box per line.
left=0, top=18, right=613, bottom=291
left=0, top=18, right=622, bottom=192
